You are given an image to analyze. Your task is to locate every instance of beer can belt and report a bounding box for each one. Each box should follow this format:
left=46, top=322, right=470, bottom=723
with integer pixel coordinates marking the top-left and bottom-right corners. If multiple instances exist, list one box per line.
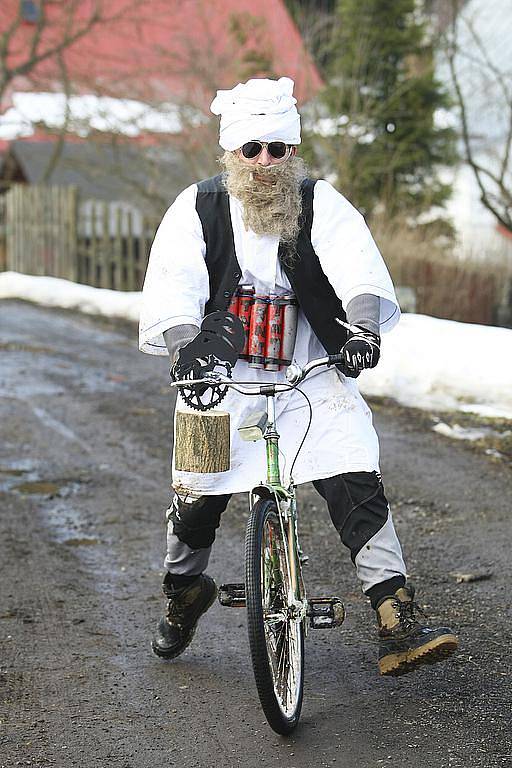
left=227, top=285, right=298, bottom=370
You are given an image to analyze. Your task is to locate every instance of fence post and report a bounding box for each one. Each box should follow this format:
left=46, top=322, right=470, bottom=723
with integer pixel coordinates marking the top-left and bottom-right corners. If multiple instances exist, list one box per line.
left=113, top=207, right=122, bottom=290
left=0, top=195, right=6, bottom=271
left=126, top=211, right=135, bottom=291
left=88, top=203, right=97, bottom=287
left=68, top=187, right=78, bottom=282
left=100, top=202, right=110, bottom=289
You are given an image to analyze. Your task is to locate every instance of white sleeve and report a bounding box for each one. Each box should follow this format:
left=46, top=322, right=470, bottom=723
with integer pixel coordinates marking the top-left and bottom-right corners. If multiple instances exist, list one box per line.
left=311, top=180, right=400, bottom=332
left=138, top=184, right=209, bottom=355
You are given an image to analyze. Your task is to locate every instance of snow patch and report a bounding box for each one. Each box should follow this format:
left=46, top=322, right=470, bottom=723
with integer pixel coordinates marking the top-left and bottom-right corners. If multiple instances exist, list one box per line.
left=0, top=271, right=140, bottom=322
left=0, top=92, right=203, bottom=140
left=1, top=271, right=512, bottom=420
left=433, top=422, right=492, bottom=441
left=358, top=313, right=512, bottom=419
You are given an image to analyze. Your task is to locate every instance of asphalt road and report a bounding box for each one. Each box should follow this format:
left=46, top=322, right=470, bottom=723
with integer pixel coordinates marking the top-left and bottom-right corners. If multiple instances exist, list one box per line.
left=1, top=300, right=511, bottom=768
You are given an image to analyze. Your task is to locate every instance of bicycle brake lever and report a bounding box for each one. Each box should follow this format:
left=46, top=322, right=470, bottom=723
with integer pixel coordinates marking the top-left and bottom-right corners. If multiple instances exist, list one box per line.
left=335, top=318, right=362, bottom=335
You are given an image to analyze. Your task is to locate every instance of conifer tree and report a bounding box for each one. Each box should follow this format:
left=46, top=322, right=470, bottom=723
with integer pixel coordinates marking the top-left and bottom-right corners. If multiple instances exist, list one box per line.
left=311, top=0, right=456, bottom=220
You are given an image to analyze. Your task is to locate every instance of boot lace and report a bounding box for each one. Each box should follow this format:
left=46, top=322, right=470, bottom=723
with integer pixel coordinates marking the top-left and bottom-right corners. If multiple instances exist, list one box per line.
left=396, top=597, right=427, bottom=630
left=166, top=598, right=186, bottom=628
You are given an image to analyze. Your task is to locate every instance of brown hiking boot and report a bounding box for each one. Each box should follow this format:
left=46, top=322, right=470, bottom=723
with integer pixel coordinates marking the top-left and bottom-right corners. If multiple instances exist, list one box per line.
left=376, top=585, right=458, bottom=676
left=151, top=573, right=217, bottom=660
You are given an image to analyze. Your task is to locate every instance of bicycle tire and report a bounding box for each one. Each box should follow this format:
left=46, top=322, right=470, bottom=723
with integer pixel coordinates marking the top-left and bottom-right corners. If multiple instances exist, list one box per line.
left=245, top=498, right=305, bottom=734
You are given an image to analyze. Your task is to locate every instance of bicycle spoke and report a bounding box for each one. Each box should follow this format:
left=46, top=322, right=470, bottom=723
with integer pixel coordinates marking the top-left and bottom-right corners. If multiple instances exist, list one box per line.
left=246, top=498, right=304, bottom=731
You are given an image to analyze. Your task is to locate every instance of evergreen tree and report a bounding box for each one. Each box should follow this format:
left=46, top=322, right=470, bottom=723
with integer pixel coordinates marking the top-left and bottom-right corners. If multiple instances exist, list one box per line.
left=311, top=0, right=456, bottom=221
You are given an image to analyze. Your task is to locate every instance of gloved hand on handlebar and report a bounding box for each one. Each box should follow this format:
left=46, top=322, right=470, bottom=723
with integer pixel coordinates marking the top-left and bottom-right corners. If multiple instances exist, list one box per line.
left=167, top=310, right=245, bottom=388
left=340, top=327, right=380, bottom=378
left=165, top=327, right=212, bottom=398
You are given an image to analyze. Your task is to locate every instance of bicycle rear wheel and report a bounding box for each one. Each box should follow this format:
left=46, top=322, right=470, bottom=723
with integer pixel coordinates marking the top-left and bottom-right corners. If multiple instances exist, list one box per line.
left=245, top=498, right=305, bottom=734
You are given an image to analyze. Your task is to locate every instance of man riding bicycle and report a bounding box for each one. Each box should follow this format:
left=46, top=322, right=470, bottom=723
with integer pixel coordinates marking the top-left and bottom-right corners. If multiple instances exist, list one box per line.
left=139, top=76, right=458, bottom=676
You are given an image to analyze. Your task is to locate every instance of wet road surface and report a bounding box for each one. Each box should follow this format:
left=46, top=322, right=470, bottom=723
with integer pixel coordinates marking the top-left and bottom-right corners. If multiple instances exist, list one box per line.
left=0, top=300, right=511, bottom=767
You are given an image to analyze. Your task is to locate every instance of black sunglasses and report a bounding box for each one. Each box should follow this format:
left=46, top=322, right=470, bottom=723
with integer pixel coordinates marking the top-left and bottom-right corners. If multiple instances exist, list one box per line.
left=240, top=140, right=291, bottom=160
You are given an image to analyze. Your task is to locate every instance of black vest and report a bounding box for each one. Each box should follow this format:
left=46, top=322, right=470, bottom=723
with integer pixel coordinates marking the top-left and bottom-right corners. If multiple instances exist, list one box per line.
left=195, top=174, right=348, bottom=355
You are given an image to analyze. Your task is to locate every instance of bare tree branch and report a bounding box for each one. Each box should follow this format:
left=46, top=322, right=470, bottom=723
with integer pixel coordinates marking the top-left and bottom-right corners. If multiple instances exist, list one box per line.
left=0, top=1, right=142, bottom=106
left=41, top=49, right=72, bottom=184
left=446, top=0, right=512, bottom=232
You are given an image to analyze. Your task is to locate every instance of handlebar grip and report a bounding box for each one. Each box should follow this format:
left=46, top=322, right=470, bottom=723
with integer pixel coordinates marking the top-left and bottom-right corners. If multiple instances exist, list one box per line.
left=328, top=353, right=344, bottom=365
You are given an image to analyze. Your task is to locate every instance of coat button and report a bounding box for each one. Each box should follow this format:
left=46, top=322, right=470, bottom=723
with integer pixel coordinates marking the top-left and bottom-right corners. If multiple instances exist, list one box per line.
left=234, top=271, right=241, bottom=278
left=223, top=290, right=230, bottom=298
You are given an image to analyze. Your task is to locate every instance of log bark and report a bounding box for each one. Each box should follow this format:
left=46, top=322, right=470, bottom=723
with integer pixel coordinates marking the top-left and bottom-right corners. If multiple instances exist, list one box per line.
left=174, top=410, right=230, bottom=473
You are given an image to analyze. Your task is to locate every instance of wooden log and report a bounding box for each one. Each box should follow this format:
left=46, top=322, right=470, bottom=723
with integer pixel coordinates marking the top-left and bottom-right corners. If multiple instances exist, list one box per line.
left=174, top=410, right=230, bottom=473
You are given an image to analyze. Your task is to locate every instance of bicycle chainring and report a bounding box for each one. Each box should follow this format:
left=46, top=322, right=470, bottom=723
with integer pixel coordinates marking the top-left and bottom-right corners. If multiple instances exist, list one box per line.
left=178, top=356, right=233, bottom=412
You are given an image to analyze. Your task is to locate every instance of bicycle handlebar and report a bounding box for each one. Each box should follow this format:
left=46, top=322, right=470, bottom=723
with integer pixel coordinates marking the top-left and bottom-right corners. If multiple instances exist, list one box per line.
left=169, top=353, right=344, bottom=395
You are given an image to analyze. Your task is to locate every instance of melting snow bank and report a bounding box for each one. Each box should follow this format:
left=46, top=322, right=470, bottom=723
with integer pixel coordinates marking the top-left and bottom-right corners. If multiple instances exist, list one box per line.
left=431, top=421, right=511, bottom=458
left=432, top=422, right=510, bottom=442
left=1, top=271, right=512, bottom=420
left=359, top=313, right=512, bottom=419
left=0, top=271, right=141, bottom=323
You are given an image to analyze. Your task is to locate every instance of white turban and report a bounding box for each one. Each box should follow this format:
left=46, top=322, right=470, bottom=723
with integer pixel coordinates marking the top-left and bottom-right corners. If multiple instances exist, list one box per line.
left=210, top=77, right=301, bottom=151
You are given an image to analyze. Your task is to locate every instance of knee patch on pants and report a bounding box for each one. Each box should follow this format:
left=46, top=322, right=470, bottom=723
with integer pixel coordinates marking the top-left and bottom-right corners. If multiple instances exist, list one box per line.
left=167, top=493, right=231, bottom=550
left=313, top=471, right=389, bottom=562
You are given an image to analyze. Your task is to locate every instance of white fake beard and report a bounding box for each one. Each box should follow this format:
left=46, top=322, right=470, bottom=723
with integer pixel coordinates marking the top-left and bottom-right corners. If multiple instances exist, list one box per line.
left=219, top=151, right=307, bottom=247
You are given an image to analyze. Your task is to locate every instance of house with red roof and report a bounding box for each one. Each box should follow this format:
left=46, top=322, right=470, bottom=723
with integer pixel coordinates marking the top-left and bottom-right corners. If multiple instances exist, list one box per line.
left=0, top=0, right=322, bottom=218
left=1, top=0, right=321, bottom=144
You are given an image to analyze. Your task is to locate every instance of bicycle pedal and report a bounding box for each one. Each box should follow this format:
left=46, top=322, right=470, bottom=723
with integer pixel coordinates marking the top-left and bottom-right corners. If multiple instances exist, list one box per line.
left=218, top=583, right=246, bottom=607
left=307, top=597, right=345, bottom=629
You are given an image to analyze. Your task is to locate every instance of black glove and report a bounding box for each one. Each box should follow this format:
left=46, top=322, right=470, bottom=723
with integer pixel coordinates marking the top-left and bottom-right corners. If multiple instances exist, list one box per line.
left=172, top=311, right=244, bottom=381
left=170, top=311, right=245, bottom=394
left=340, top=327, right=380, bottom=378
left=170, top=355, right=210, bottom=396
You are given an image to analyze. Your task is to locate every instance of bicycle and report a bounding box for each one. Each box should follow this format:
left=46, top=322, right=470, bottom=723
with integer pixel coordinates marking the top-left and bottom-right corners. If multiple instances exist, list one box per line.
left=170, top=352, right=346, bottom=734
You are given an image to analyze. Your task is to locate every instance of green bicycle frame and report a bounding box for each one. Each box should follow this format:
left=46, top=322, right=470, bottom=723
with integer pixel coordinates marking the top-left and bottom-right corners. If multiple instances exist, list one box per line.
left=262, top=392, right=303, bottom=606
left=264, top=392, right=284, bottom=488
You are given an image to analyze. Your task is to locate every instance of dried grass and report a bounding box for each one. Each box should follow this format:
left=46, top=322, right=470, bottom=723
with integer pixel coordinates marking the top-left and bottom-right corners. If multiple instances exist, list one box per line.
left=371, top=218, right=512, bottom=325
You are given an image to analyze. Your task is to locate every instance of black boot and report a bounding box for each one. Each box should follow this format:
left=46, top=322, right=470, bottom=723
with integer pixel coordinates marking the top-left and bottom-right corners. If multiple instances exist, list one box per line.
left=151, top=573, right=217, bottom=660
left=376, top=585, right=458, bottom=676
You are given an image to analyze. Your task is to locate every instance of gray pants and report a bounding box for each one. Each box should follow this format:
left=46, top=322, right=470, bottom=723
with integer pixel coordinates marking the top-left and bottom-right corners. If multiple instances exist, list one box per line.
left=164, top=471, right=407, bottom=608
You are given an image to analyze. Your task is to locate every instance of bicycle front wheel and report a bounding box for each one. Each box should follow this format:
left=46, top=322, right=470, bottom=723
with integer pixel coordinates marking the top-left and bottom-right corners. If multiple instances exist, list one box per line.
left=245, top=498, right=305, bottom=734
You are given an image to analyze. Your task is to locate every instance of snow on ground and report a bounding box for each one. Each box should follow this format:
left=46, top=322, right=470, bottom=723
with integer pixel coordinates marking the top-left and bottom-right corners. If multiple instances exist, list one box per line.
left=1, top=271, right=511, bottom=420
left=432, top=422, right=510, bottom=441
left=0, top=271, right=141, bottom=323
left=358, top=313, right=512, bottom=419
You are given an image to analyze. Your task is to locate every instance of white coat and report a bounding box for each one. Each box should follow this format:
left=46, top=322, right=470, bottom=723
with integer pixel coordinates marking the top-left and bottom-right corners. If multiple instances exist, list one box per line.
left=139, top=179, right=400, bottom=495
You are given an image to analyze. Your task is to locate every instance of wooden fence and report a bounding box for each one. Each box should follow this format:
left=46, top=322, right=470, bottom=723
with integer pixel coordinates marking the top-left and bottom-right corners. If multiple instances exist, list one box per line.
left=1, top=182, right=511, bottom=326
left=6, top=185, right=78, bottom=280
left=76, top=201, right=157, bottom=291
left=2, top=184, right=158, bottom=291
left=0, top=193, right=6, bottom=272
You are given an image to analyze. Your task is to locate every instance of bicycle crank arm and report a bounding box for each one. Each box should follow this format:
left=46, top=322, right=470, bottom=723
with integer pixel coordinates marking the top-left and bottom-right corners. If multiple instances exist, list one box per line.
left=307, top=597, right=345, bottom=629
left=218, top=583, right=246, bottom=607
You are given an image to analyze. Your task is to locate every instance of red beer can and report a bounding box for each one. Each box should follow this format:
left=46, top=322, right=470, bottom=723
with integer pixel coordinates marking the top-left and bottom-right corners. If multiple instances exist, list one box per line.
left=227, top=292, right=239, bottom=316
left=280, top=294, right=298, bottom=368
left=238, top=285, right=255, bottom=359
left=264, top=296, right=284, bottom=371
left=248, top=296, right=269, bottom=368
